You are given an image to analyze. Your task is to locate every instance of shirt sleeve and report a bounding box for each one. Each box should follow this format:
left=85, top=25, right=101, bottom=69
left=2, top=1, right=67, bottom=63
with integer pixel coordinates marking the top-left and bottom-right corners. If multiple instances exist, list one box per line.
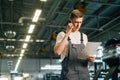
left=55, top=32, right=67, bottom=61
left=56, top=32, right=65, bottom=44
left=83, top=33, right=88, bottom=46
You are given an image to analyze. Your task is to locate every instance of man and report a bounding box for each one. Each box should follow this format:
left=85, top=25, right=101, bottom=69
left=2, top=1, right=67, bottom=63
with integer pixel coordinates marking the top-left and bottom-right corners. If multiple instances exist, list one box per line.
left=54, top=9, right=95, bottom=80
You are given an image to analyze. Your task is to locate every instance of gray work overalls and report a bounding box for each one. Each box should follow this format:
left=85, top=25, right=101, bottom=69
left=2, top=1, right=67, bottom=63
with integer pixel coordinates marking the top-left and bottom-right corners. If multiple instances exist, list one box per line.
left=61, top=33, right=90, bottom=80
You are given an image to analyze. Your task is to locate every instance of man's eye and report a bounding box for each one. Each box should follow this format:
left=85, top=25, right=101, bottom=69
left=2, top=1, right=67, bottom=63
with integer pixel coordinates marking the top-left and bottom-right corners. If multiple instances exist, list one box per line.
left=75, top=22, right=81, bottom=23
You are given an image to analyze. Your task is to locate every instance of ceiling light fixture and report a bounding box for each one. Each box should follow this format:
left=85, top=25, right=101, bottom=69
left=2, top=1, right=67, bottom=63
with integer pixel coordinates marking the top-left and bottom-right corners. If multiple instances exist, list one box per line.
left=28, top=24, right=35, bottom=33
left=22, top=43, right=28, bottom=48
left=4, top=31, right=16, bottom=38
left=40, top=0, right=47, bottom=2
left=21, top=49, right=25, bottom=54
left=20, top=53, right=24, bottom=57
left=118, top=32, right=120, bottom=34
left=14, top=49, right=25, bottom=71
left=14, top=57, right=22, bottom=71
left=6, top=45, right=15, bottom=51
left=36, top=39, right=45, bottom=42
left=41, top=65, right=62, bottom=70
left=32, top=9, right=42, bottom=22
left=20, top=49, right=25, bottom=57
left=25, top=35, right=31, bottom=42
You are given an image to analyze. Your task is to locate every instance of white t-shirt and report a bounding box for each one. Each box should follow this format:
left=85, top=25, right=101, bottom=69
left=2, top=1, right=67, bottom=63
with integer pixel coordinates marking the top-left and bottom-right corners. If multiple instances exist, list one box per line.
left=55, top=31, right=88, bottom=61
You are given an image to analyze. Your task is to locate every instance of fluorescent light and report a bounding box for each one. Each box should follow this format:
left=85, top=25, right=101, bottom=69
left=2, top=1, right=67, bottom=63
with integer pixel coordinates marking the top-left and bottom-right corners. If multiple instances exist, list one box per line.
left=0, top=78, right=8, bottom=80
left=41, top=67, right=61, bottom=70
left=45, top=65, right=61, bottom=68
left=14, top=56, right=23, bottom=71
left=19, top=56, right=23, bottom=60
left=41, top=65, right=62, bottom=70
left=36, top=39, right=45, bottom=42
left=28, top=24, right=35, bottom=33
left=23, top=73, right=30, bottom=78
left=40, top=0, right=47, bottom=2
left=22, top=43, right=28, bottom=48
left=58, top=59, right=62, bottom=62
left=14, top=59, right=21, bottom=71
left=32, top=9, right=42, bottom=22
left=20, top=53, right=24, bottom=57
left=25, top=35, right=31, bottom=42
left=14, top=77, right=23, bottom=80
left=21, top=49, right=25, bottom=54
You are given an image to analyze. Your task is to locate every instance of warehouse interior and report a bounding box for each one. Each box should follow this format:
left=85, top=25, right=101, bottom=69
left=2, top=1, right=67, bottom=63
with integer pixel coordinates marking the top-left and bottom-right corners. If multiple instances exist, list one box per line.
left=0, top=0, right=120, bottom=80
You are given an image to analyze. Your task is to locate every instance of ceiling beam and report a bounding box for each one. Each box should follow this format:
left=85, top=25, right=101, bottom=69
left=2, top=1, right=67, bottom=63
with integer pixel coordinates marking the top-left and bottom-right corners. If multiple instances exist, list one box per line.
left=99, top=16, right=120, bottom=30
left=89, top=16, right=120, bottom=40
left=56, top=11, right=112, bottom=19
left=46, top=0, right=62, bottom=23
left=85, top=0, right=120, bottom=6
left=0, top=22, right=22, bottom=26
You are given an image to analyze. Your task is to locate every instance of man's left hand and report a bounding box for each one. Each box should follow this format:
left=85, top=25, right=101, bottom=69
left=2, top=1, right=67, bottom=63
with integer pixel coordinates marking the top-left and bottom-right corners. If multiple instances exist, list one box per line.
left=87, top=55, right=95, bottom=62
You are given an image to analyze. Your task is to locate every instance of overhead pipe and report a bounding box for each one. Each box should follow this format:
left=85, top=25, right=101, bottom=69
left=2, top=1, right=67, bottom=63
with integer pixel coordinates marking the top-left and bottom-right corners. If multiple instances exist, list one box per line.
left=18, top=17, right=32, bottom=24
left=0, top=22, right=22, bottom=26
left=0, top=17, right=46, bottom=26
left=18, top=17, right=46, bottom=24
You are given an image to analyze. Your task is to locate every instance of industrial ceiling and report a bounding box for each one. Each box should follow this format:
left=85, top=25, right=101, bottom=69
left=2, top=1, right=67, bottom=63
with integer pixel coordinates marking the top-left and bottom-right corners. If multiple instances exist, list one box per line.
left=0, top=0, right=120, bottom=74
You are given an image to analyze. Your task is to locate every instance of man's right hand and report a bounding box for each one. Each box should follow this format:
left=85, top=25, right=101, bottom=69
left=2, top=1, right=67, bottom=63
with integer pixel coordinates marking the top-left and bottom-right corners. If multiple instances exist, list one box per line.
left=66, top=23, right=74, bottom=35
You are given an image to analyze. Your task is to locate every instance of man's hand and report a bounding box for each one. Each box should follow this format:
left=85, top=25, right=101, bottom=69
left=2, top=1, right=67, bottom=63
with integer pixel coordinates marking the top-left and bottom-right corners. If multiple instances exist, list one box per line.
left=66, top=23, right=74, bottom=34
left=87, top=55, right=95, bottom=62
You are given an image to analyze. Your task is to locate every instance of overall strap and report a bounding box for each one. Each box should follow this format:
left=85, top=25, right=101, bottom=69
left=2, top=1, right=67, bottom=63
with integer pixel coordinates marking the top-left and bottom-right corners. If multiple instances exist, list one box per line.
left=63, top=31, right=71, bottom=41
left=63, top=31, right=70, bottom=61
left=64, top=31, right=83, bottom=42
left=67, top=36, right=71, bottom=61
left=80, top=32, right=83, bottom=44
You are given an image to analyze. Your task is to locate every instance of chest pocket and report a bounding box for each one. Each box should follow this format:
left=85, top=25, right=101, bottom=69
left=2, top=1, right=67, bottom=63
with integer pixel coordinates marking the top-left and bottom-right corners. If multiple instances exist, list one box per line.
left=68, top=32, right=85, bottom=61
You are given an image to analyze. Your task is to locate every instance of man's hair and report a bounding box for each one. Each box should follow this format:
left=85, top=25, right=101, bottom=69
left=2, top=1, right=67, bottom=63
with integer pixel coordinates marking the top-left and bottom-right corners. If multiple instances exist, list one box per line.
left=69, top=9, right=83, bottom=21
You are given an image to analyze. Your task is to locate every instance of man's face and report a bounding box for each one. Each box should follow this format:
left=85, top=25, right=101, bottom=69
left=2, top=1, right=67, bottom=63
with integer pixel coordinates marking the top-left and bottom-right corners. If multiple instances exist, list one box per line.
left=71, top=17, right=83, bottom=32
